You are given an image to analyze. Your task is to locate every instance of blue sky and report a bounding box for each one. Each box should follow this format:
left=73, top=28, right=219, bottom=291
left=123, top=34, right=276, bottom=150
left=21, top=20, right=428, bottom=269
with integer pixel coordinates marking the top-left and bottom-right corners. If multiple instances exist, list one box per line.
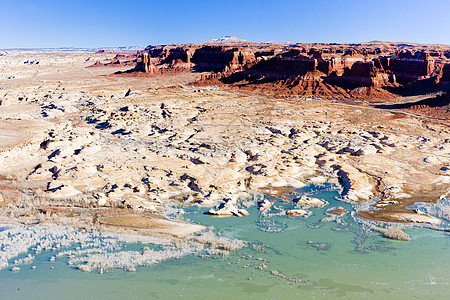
left=1, top=0, right=449, bottom=48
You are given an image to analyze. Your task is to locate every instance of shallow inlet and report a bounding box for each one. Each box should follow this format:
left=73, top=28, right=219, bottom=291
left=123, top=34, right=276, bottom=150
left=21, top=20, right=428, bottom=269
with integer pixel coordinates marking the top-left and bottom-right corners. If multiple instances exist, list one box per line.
left=0, top=184, right=448, bottom=299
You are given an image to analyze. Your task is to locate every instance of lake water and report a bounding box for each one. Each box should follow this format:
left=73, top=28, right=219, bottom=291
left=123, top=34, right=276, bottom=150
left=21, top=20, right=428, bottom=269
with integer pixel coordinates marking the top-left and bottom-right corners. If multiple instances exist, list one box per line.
left=0, top=184, right=448, bottom=299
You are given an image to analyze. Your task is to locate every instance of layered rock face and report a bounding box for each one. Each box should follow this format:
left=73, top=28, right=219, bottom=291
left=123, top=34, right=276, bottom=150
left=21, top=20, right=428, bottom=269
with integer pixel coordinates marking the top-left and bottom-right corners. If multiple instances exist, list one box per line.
left=128, top=42, right=450, bottom=102
left=134, top=53, right=157, bottom=74
left=191, top=46, right=256, bottom=72
left=387, top=50, right=436, bottom=84
left=231, top=47, right=449, bottom=98
left=133, top=44, right=257, bottom=75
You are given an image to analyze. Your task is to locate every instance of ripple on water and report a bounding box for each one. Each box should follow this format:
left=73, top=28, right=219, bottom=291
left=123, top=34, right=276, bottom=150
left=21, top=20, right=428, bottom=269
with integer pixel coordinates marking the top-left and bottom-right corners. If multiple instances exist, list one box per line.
left=0, top=184, right=449, bottom=299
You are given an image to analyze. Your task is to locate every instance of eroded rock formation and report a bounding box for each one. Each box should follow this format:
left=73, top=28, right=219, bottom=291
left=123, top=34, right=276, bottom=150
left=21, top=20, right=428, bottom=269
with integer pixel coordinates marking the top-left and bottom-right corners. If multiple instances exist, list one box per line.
left=124, top=41, right=450, bottom=107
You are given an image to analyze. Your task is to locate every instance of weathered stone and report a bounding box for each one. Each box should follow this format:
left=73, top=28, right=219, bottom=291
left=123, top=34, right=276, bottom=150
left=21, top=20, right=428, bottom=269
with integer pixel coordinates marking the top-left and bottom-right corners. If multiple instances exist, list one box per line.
left=286, top=209, right=308, bottom=217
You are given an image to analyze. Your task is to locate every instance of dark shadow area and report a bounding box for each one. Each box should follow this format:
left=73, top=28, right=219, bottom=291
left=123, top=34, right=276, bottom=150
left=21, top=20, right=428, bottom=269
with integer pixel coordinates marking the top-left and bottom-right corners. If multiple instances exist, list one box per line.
left=220, top=71, right=272, bottom=85
left=383, top=76, right=439, bottom=97
left=111, top=129, right=131, bottom=135
left=191, top=65, right=224, bottom=73
left=375, top=92, right=450, bottom=109
left=95, top=121, right=111, bottom=129
left=114, top=68, right=139, bottom=75
left=322, top=75, right=369, bottom=90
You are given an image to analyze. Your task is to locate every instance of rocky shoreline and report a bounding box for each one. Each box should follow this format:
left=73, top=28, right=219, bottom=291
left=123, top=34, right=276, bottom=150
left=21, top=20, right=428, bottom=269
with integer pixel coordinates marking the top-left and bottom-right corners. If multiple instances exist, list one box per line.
left=0, top=222, right=244, bottom=273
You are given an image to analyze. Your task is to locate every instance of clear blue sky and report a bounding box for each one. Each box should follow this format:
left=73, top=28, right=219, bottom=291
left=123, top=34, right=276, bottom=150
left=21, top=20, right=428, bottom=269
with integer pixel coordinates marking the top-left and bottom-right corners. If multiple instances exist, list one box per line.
left=1, top=0, right=449, bottom=48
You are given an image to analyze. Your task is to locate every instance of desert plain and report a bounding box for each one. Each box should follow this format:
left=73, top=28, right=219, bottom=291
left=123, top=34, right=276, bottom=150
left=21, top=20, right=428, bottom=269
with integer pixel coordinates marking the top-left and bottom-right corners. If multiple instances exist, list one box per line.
left=0, top=46, right=449, bottom=272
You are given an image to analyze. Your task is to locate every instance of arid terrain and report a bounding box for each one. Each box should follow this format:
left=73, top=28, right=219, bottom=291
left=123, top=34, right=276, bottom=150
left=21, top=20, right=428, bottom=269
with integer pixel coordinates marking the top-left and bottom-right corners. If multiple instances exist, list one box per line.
left=0, top=43, right=449, bottom=257
left=127, top=40, right=450, bottom=119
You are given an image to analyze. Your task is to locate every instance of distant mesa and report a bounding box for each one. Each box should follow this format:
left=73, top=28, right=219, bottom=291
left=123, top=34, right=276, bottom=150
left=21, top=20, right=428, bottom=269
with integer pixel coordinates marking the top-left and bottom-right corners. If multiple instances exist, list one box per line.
left=88, top=51, right=141, bottom=68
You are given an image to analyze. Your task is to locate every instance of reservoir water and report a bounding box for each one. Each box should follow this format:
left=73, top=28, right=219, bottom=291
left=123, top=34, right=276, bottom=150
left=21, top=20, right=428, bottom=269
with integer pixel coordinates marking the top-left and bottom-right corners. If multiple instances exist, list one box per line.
left=0, top=184, right=448, bottom=299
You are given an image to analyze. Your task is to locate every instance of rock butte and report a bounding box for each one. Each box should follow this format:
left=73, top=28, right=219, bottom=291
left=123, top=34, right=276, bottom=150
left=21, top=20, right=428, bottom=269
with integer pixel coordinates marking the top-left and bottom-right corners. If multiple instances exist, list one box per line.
left=0, top=41, right=449, bottom=247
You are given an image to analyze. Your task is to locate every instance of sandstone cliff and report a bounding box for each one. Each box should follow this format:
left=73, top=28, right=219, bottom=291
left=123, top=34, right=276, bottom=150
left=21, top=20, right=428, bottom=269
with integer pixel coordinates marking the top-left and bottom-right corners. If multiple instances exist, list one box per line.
left=94, top=41, right=448, bottom=113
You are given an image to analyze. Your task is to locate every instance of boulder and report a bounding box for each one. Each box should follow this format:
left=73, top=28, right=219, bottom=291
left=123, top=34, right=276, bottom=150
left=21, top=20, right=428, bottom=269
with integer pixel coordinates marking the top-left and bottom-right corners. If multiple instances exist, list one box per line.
left=295, top=195, right=327, bottom=206
left=394, top=212, right=442, bottom=225
left=286, top=209, right=308, bottom=217
left=258, top=199, right=273, bottom=211
left=208, top=198, right=249, bottom=217
left=329, top=207, right=346, bottom=215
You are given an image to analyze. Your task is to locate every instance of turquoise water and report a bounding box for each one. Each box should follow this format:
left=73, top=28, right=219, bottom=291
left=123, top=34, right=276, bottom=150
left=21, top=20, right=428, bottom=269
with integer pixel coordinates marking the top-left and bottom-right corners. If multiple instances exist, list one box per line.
left=0, top=185, right=449, bottom=299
